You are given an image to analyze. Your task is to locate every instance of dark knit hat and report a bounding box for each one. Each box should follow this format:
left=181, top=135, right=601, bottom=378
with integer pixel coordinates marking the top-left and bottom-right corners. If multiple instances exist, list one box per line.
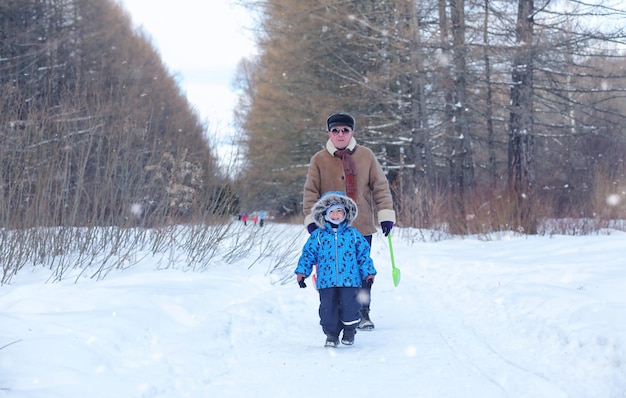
left=326, top=113, right=355, bottom=131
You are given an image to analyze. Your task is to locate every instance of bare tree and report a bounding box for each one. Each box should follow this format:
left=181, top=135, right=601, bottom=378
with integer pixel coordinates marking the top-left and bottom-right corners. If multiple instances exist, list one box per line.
left=237, top=0, right=626, bottom=229
left=0, top=0, right=225, bottom=228
left=508, top=0, right=536, bottom=232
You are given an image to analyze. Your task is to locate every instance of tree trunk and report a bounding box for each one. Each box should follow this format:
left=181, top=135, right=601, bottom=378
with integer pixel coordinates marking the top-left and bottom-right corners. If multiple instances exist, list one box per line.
left=482, top=0, right=497, bottom=186
left=450, top=0, right=474, bottom=191
left=407, top=0, right=434, bottom=188
left=508, top=0, right=537, bottom=233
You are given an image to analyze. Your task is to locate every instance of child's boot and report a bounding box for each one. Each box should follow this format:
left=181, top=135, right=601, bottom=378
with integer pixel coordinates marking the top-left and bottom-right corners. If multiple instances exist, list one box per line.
left=341, top=329, right=356, bottom=345
left=325, top=334, right=339, bottom=348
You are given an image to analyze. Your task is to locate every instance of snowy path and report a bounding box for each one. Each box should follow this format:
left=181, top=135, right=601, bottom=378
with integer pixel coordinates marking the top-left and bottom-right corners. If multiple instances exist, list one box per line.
left=228, top=254, right=567, bottom=398
left=1, top=227, right=625, bottom=397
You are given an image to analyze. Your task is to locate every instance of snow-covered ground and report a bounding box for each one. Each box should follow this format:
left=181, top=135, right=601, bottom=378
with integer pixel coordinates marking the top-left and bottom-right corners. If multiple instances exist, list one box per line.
left=1, top=223, right=625, bottom=397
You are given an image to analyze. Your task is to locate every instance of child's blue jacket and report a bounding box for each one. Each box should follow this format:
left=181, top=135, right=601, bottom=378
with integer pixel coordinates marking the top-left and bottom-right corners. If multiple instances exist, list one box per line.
left=295, top=221, right=376, bottom=289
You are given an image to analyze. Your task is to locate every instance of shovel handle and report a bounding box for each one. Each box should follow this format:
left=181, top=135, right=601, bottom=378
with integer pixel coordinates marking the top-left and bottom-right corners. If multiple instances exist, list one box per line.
left=388, top=233, right=401, bottom=287
left=388, top=233, right=396, bottom=269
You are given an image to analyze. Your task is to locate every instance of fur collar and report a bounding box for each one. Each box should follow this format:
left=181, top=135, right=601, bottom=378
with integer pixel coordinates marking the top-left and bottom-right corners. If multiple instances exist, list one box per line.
left=325, top=137, right=357, bottom=156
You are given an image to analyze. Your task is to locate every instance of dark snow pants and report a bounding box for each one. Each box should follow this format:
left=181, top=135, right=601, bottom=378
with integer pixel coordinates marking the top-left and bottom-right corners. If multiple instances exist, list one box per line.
left=318, top=287, right=361, bottom=337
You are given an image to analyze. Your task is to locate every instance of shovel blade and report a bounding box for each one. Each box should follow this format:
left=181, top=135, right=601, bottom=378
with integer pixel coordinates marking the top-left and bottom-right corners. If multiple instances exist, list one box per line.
left=392, top=266, right=401, bottom=287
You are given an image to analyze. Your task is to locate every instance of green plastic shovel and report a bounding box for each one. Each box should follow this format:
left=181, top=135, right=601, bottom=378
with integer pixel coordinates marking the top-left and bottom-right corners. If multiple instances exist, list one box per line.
left=388, top=233, right=401, bottom=287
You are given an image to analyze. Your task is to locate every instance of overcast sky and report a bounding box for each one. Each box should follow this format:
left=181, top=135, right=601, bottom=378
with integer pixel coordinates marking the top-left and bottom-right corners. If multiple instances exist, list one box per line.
left=117, top=0, right=256, bottom=140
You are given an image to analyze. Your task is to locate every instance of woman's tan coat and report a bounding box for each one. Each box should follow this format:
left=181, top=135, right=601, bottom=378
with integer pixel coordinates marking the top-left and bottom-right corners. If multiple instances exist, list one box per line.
left=303, top=137, right=396, bottom=237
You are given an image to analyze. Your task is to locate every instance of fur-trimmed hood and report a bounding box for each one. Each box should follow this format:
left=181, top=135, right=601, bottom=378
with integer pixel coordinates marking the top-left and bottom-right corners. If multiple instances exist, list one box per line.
left=311, top=191, right=358, bottom=229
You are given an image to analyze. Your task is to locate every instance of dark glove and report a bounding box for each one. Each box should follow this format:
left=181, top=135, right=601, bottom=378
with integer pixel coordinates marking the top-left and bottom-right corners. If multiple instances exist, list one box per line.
left=297, top=273, right=307, bottom=288
left=307, top=223, right=318, bottom=234
left=380, top=221, right=394, bottom=237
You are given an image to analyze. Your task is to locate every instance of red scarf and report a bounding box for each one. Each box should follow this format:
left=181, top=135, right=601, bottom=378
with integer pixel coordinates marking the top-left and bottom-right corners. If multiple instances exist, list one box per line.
left=334, top=148, right=357, bottom=201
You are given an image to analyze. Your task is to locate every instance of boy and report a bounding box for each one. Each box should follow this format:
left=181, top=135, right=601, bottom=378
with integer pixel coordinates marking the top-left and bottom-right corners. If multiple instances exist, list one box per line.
left=295, top=191, right=376, bottom=347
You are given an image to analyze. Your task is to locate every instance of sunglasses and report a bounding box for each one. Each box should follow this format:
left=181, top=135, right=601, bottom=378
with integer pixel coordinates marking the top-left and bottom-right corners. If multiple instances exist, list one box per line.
left=330, top=127, right=353, bottom=135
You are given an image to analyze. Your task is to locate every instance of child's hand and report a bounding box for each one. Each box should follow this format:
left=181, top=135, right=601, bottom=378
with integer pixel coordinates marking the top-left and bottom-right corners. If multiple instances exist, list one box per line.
left=297, top=273, right=307, bottom=288
left=366, top=275, right=375, bottom=287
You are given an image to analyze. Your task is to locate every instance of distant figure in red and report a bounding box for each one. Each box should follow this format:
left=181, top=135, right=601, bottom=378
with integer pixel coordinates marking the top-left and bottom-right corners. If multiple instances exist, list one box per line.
left=253, top=215, right=259, bottom=225
left=241, top=213, right=248, bottom=225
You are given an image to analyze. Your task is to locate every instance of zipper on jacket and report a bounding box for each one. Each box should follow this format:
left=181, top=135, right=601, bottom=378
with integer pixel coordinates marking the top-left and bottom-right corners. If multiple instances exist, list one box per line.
left=334, top=229, right=340, bottom=286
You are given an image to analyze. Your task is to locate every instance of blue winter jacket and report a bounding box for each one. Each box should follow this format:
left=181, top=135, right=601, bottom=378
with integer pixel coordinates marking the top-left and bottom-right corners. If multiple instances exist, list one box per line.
left=295, top=221, right=376, bottom=289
